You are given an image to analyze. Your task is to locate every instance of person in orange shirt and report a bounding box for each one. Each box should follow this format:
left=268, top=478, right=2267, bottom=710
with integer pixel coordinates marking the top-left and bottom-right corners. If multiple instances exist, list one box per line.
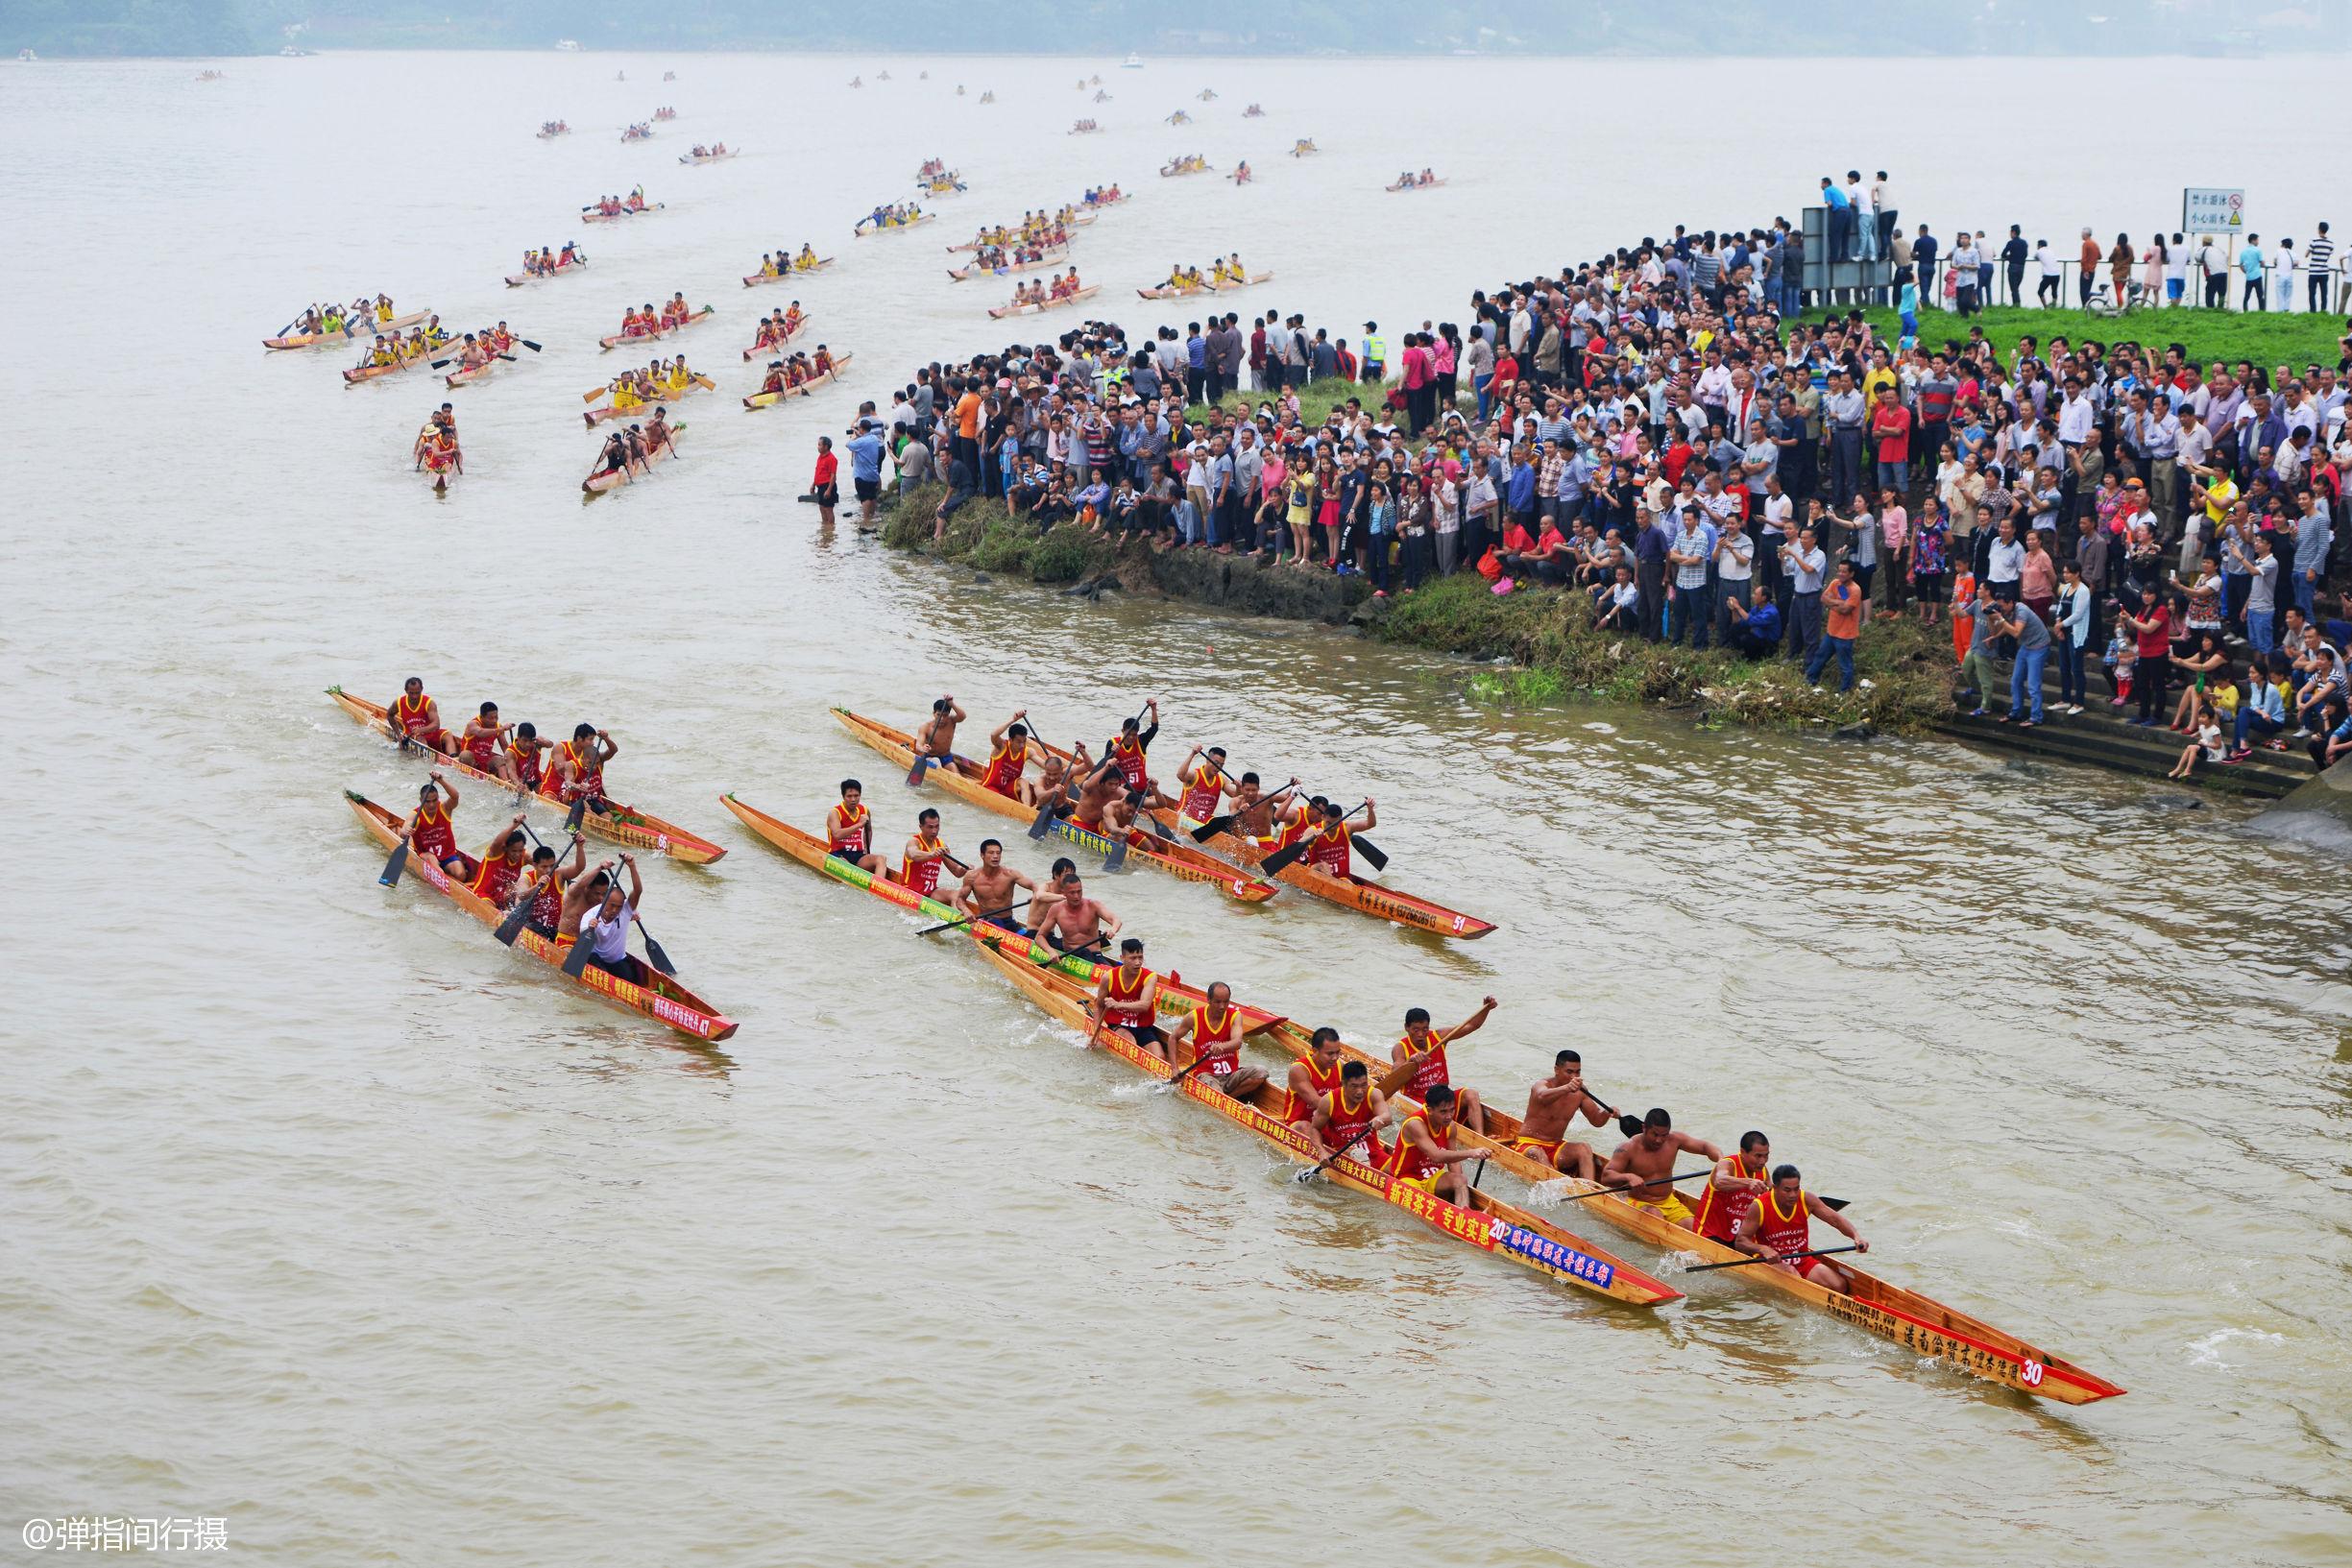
left=951, top=375, right=984, bottom=482
left=1951, top=566, right=1978, bottom=662
left=1805, top=560, right=1864, bottom=691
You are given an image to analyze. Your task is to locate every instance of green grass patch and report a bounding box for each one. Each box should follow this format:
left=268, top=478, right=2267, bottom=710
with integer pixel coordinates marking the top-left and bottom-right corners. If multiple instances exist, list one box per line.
left=1810, top=304, right=2344, bottom=371
left=1184, top=375, right=1387, bottom=428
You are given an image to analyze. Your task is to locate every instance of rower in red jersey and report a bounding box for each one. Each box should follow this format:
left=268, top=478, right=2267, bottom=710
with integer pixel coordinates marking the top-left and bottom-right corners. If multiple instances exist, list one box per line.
left=828, top=779, right=886, bottom=878
left=1380, top=1085, right=1484, bottom=1206
left=1282, top=1025, right=1346, bottom=1125
left=1159, top=980, right=1269, bottom=1097
left=1309, top=1057, right=1392, bottom=1165
left=1299, top=795, right=1373, bottom=878
left=899, top=808, right=958, bottom=896
left=1174, top=744, right=1233, bottom=825
left=979, top=710, right=1033, bottom=800
left=459, top=701, right=511, bottom=780
left=467, top=813, right=535, bottom=905
left=1089, top=937, right=1165, bottom=1058
left=1692, top=1131, right=1776, bottom=1246
left=1734, top=1163, right=1869, bottom=1294
left=517, top=832, right=587, bottom=938
left=1099, top=699, right=1174, bottom=811
left=1390, top=997, right=1496, bottom=1135
left=400, top=772, right=469, bottom=876
left=388, top=676, right=457, bottom=756
left=505, top=721, right=551, bottom=795
left=551, top=723, right=617, bottom=809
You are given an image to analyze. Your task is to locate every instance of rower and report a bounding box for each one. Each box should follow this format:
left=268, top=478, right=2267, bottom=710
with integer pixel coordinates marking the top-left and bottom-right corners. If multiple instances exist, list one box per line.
left=1027, top=747, right=1074, bottom=811
left=467, top=813, right=534, bottom=906
left=1174, top=745, right=1233, bottom=826
left=899, top=808, right=958, bottom=897
left=1509, top=1049, right=1613, bottom=1181
left=459, top=701, right=514, bottom=785
left=1380, top=1086, right=1484, bottom=1207
left=828, top=779, right=886, bottom=877
left=1160, top=981, right=1269, bottom=1096
left=388, top=676, right=456, bottom=755
left=552, top=723, right=617, bottom=812
left=1300, top=796, right=1372, bottom=879
left=568, top=853, right=649, bottom=984
left=1309, top=1057, right=1391, bottom=1164
left=910, top=695, right=965, bottom=776
left=952, top=837, right=1038, bottom=934
left=1390, top=998, right=1495, bottom=1135
left=1032, top=871, right=1117, bottom=955
left=1227, top=772, right=1304, bottom=846
left=1282, top=1025, right=1346, bottom=1125
left=400, top=772, right=468, bottom=876
left=980, top=711, right=1032, bottom=799
left=1693, top=1130, right=1776, bottom=1250
left=1100, top=699, right=1169, bottom=810
left=760, top=361, right=788, bottom=397
left=1599, top=1109, right=1724, bottom=1229
left=1733, top=1163, right=1869, bottom=1293
left=1067, top=751, right=1131, bottom=835
left=503, top=721, right=550, bottom=795
left=1089, top=937, right=1164, bottom=1059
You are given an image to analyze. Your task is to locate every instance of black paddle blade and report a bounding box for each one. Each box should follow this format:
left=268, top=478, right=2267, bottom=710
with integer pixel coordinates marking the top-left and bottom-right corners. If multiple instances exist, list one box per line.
left=1351, top=834, right=1390, bottom=871
left=640, top=932, right=677, bottom=976
left=520, top=339, right=543, bottom=351
left=1025, top=797, right=1060, bottom=839
left=561, top=938, right=596, bottom=978
left=1142, top=813, right=1176, bottom=841
left=906, top=756, right=931, bottom=787
left=1102, top=833, right=1130, bottom=872
left=494, top=898, right=533, bottom=948
left=1822, top=1197, right=1850, bottom=1212
left=564, top=794, right=588, bottom=832
left=1189, top=812, right=1235, bottom=842
left=1258, top=839, right=1307, bottom=876
left=1616, top=1115, right=1644, bottom=1139
left=377, top=841, right=410, bottom=886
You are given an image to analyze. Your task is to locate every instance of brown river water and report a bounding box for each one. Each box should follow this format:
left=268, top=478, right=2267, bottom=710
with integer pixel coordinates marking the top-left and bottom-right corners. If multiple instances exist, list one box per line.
left=6, top=48, right=2350, bottom=1568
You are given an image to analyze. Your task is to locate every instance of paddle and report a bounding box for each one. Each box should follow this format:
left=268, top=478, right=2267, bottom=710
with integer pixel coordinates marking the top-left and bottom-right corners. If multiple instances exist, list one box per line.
left=632, top=914, right=678, bottom=976
left=584, top=382, right=614, bottom=403
left=914, top=898, right=1028, bottom=937
left=1685, top=1243, right=1862, bottom=1274
left=1559, top=1168, right=1711, bottom=1203
left=520, top=339, right=543, bottom=352
left=1293, top=1122, right=1379, bottom=1184
left=495, top=826, right=577, bottom=947
left=1190, top=781, right=1298, bottom=842
left=376, top=831, right=411, bottom=886
left=1260, top=800, right=1368, bottom=877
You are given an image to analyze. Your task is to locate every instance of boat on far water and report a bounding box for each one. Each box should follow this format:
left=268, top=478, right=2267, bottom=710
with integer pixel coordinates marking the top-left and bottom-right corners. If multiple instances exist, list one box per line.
left=1122, top=52, right=1143, bottom=68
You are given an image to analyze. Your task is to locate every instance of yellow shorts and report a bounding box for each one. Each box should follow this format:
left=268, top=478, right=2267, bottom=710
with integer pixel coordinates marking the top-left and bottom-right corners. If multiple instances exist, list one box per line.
left=1632, top=1192, right=1693, bottom=1225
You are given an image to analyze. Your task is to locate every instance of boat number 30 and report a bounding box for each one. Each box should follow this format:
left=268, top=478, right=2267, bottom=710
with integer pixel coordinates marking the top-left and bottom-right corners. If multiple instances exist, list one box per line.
left=2019, top=1360, right=2046, bottom=1387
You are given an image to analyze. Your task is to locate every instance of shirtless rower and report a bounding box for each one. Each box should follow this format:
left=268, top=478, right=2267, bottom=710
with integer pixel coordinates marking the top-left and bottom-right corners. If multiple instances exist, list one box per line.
left=387, top=676, right=458, bottom=756
left=1282, top=1025, right=1348, bottom=1127
left=1733, top=1163, right=1869, bottom=1293
left=1390, top=998, right=1496, bottom=1135
left=978, top=711, right=1033, bottom=801
left=1381, top=1086, right=1485, bottom=1207
left=1026, top=747, right=1076, bottom=812
left=1691, top=1130, right=1776, bottom=1250
left=1089, top=936, right=1164, bottom=1058
left=1599, top=1108, right=1724, bottom=1229
left=910, top=695, right=966, bottom=777
left=1173, top=745, right=1234, bottom=827
left=1032, top=871, right=1118, bottom=955
left=567, top=854, right=650, bottom=984
left=1160, top=981, right=1269, bottom=1096
left=952, top=837, right=1039, bottom=932
left=1309, top=1057, right=1392, bottom=1164
left=1510, top=1049, right=1615, bottom=1181
left=551, top=723, right=618, bottom=811
left=1066, top=750, right=1134, bottom=835
left=466, top=813, right=534, bottom=907
left=898, top=808, right=962, bottom=897
left=399, top=772, right=468, bottom=875
left=827, top=779, right=887, bottom=878
left=1226, top=772, right=1306, bottom=847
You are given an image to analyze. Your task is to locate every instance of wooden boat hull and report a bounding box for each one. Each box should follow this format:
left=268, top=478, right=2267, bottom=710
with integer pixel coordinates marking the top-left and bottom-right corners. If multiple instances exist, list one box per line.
left=327, top=686, right=726, bottom=863
left=345, top=791, right=736, bottom=1042
left=679, top=152, right=738, bottom=164
left=740, top=317, right=810, bottom=358
left=265, top=309, right=426, bottom=351
left=1260, top=1021, right=2122, bottom=1404
left=1157, top=163, right=1211, bottom=177
left=1140, top=804, right=1490, bottom=938
left=344, top=345, right=451, bottom=384
left=742, top=260, right=832, bottom=286
left=598, top=305, right=712, bottom=350
left=988, top=285, right=1101, bottom=319
left=586, top=380, right=706, bottom=425
left=832, top=710, right=1277, bottom=903
left=1387, top=179, right=1447, bottom=191
left=855, top=214, right=934, bottom=235
left=506, top=260, right=587, bottom=286
left=970, top=931, right=1678, bottom=1308
left=445, top=352, right=513, bottom=388
left=583, top=425, right=686, bottom=493
left=581, top=203, right=666, bottom=224
left=945, top=248, right=1067, bottom=282
left=742, top=353, right=852, bottom=408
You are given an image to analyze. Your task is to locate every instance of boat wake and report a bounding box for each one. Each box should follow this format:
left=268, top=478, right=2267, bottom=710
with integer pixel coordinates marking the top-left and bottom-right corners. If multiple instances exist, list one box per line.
left=2185, top=1326, right=2282, bottom=1369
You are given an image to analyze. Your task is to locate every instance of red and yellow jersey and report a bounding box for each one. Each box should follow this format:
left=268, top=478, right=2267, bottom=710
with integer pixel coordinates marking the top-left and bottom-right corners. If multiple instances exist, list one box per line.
left=1188, top=1002, right=1241, bottom=1077
left=1322, top=1082, right=1385, bottom=1164
left=557, top=740, right=604, bottom=803
left=1755, top=1189, right=1811, bottom=1259
left=1396, top=1031, right=1451, bottom=1098
left=527, top=872, right=565, bottom=930
left=901, top=835, right=948, bottom=895
left=1108, top=735, right=1149, bottom=790
left=1283, top=1056, right=1343, bottom=1123
left=410, top=802, right=457, bottom=863
left=509, top=742, right=543, bottom=793
left=981, top=740, right=1026, bottom=797
left=1693, top=1164, right=1765, bottom=1244
left=827, top=803, right=870, bottom=856
left=1177, top=764, right=1225, bottom=821
left=1381, top=1111, right=1450, bottom=1182
left=462, top=724, right=498, bottom=768
left=392, top=692, right=439, bottom=741
left=1303, top=822, right=1351, bottom=877
left=1103, top=964, right=1155, bottom=1027
left=471, top=852, right=523, bottom=905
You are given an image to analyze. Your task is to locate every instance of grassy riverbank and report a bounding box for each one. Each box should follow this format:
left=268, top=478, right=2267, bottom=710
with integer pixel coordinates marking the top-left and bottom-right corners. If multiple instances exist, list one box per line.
left=1815, top=304, right=2345, bottom=367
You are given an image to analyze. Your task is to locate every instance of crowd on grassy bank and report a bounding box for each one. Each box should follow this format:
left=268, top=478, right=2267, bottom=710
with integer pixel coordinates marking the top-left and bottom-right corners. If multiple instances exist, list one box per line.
left=830, top=204, right=2352, bottom=743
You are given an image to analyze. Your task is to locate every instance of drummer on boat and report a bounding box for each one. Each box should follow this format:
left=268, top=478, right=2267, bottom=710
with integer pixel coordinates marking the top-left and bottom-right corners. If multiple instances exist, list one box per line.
left=1733, top=1162, right=1869, bottom=1293
left=952, top=837, right=1040, bottom=932
left=388, top=677, right=458, bottom=755
left=1509, top=1049, right=1615, bottom=1181
left=1389, top=997, right=1495, bottom=1135
left=1160, top=982, right=1269, bottom=1097
left=1598, top=1108, right=1724, bottom=1228
left=1088, top=937, right=1164, bottom=1057
left=1033, top=870, right=1118, bottom=955
left=828, top=779, right=887, bottom=877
